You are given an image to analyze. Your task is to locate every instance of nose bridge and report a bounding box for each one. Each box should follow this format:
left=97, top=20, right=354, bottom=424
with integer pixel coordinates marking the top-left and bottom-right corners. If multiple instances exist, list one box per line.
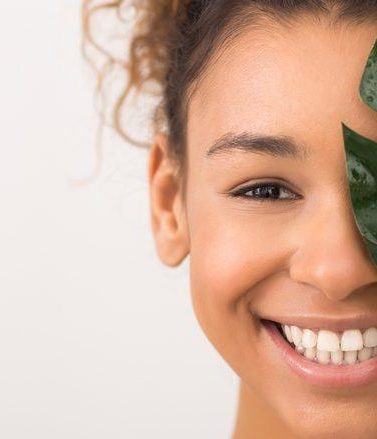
left=289, top=196, right=377, bottom=301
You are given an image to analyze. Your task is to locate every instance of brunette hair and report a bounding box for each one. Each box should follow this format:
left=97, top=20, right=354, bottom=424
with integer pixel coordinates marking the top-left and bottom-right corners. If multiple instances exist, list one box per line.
left=82, top=0, right=377, bottom=176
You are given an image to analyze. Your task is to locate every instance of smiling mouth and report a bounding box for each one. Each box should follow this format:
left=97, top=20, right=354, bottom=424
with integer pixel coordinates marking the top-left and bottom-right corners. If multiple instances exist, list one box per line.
left=260, top=318, right=377, bottom=387
left=271, top=320, right=377, bottom=365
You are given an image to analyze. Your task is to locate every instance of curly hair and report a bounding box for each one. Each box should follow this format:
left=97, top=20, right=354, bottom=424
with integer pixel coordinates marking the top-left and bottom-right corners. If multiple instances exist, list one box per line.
left=81, top=0, right=377, bottom=176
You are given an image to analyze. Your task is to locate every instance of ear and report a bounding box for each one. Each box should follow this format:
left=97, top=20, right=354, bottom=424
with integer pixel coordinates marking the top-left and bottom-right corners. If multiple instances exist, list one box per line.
left=147, top=132, right=190, bottom=267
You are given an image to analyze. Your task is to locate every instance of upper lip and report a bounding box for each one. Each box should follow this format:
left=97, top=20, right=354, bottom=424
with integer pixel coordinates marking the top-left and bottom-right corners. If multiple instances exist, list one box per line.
left=258, top=313, right=377, bottom=332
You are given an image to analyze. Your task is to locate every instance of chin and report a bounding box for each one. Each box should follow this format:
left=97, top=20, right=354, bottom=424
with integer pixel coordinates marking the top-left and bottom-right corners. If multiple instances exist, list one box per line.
left=281, top=404, right=377, bottom=439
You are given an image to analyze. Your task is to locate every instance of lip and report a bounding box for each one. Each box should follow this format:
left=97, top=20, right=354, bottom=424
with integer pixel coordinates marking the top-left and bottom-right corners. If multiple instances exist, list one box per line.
left=262, top=319, right=377, bottom=388
left=257, top=313, right=377, bottom=332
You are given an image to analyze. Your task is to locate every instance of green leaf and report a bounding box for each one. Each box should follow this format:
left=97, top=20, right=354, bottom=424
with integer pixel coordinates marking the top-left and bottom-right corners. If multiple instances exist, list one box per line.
left=342, top=122, right=377, bottom=265
left=343, top=38, right=377, bottom=266
left=359, top=39, right=377, bottom=111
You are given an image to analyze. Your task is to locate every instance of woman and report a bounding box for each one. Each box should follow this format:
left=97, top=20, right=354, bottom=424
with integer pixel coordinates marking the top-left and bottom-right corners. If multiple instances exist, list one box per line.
left=83, top=1, right=377, bottom=437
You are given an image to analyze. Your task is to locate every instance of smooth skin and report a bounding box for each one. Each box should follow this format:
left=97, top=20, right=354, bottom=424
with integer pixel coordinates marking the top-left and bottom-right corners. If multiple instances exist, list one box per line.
left=148, top=13, right=377, bottom=439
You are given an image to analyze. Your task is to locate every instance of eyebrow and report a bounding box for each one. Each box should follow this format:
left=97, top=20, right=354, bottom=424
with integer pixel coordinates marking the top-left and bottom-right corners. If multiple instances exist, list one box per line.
left=205, top=131, right=309, bottom=160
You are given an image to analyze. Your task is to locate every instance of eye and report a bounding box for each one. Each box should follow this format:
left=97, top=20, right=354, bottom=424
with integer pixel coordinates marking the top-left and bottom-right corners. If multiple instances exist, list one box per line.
left=229, top=181, right=300, bottom=202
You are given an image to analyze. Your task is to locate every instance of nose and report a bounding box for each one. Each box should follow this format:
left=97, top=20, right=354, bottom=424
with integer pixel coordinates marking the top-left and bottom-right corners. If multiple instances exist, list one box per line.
left=288, top=197, right=377, bottom=301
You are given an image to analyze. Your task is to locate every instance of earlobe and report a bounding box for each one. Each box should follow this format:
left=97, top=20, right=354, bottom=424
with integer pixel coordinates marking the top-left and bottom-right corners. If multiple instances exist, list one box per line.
left=147, top=132, right=190, bottom=267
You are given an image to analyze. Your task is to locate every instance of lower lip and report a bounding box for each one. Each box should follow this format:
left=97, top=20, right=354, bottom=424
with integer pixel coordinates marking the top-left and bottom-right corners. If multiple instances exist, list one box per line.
left=262, top=319, right=377, bottom=388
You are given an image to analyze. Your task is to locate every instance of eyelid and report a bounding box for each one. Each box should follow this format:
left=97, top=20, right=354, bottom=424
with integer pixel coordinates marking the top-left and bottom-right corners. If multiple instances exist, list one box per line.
left=230, top=178, right=301, bottom=196
left=228, top=180, right=302, bottom=202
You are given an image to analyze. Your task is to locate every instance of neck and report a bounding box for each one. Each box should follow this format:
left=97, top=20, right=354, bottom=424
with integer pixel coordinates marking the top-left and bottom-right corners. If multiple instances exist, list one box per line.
left=232, top=380, right=297, bottom=439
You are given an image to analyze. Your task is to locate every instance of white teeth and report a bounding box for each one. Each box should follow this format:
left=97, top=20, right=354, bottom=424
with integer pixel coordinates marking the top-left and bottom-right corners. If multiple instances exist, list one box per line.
left=278, top=322, right=377, bottom=366
left=363, top=327, right=377, bottom=348
left=290, top=326, right=303, bottom=347
left=317, top=330, right=340, bottom=351
left=344, top=350, right=358, bottom=365
left=301, top=329, right=317, bottom=348
left=340, top=330, right=364, bottom=351
left=330, top=350, right=343, bottom=365
left=358, top=347, right=373, bottom=362
left=304, top=347, right=316, bottom=360
left=317, top=350, right=330, bottom=365
left=283, top=325, right=293, bottom=343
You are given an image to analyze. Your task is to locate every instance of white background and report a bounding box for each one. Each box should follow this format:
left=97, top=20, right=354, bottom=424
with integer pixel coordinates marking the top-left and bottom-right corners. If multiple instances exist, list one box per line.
left=0, top=1, right=238, bottom=438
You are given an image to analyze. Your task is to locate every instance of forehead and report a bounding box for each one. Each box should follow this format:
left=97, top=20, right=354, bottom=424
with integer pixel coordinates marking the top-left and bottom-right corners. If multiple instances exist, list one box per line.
left=187, top=16, right=377, bottom=163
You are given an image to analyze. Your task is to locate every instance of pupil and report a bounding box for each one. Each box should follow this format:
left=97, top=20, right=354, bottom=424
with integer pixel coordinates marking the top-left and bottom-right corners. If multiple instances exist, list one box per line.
left=255, top=186, right=280, bottom=198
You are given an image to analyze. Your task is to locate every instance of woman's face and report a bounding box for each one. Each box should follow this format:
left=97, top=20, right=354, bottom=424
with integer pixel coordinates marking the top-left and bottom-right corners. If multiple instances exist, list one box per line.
left=150, top=15, right=377, bottom=438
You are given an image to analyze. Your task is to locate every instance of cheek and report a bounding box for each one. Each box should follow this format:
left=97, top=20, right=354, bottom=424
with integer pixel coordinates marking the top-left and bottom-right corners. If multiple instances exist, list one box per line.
left=187, top=202, right=292, bottom=340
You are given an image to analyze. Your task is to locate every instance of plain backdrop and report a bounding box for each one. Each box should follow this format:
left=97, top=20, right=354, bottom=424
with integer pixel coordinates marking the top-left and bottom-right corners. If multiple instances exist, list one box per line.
left=0, top=1, right=238, bottom=438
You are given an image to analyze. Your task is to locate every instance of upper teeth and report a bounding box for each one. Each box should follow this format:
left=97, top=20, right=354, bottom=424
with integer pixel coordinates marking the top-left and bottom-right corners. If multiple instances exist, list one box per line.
left=281, top=324, right=377, bottom=365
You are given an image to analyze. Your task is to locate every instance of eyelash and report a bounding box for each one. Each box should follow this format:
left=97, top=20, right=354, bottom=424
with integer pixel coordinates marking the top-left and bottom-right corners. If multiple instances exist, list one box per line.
left=229, top=181, right=300, bottom=202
